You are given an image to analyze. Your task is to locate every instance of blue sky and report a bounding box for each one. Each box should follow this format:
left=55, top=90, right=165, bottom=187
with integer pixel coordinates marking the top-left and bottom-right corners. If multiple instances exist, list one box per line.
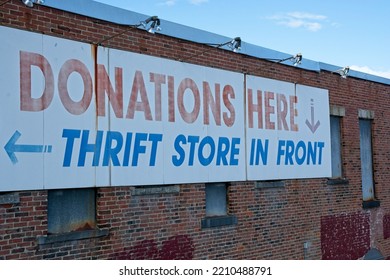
left=94, top=0, right=390, bottom=79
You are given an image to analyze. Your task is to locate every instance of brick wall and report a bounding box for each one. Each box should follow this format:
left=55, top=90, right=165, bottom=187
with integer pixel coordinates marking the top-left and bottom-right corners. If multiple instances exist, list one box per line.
left=0, top=191, right=47, bottom=259
left=1, top=0, right=390, bottom=260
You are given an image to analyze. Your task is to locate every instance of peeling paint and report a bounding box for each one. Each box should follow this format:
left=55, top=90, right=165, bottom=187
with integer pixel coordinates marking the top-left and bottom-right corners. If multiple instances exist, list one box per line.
left=321, top=213, right=370, bottom=260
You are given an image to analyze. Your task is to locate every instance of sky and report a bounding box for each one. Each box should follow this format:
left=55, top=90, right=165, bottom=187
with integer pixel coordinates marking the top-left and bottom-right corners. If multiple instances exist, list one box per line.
left=94, top=0, right=390, bottom=79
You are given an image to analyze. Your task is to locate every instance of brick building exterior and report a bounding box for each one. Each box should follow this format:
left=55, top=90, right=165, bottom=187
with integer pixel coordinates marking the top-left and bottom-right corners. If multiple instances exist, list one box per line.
left=1, top=0, right=390, bottom=260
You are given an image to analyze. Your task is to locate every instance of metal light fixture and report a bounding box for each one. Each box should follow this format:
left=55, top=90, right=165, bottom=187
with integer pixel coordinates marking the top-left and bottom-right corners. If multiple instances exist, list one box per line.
left=227, top=37, right=242, bottom=53
left=270, top=53, right=302, bottom=66
left=21, top=0, right=44, bottom=7
left=333, top=66, right=350, bottom=78
left=292, top=53, right=302, bottom=66
left=180, top=37, right=242, bottom=62
left=141, top=16, right=161, bottom=34
left=209, top=37, right=241, bottom=52
left=244, top=52, right=303, bottom=75
left=21, top=0, right=33, bottom=7
left=97, top=16, right=161, bottom=45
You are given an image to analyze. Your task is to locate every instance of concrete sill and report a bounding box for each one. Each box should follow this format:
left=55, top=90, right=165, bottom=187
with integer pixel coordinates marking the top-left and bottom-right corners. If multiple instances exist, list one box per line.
left=327, top=178, right=349, bottom=185
left=201, top=215, right=237, bottom=229
left=362, top=200, right=380, bottom=209
left=131, top=185, right=180, bottom=196
left=37, top=229, right=109, bottom=245
left=256, top=180, right=285, bottom=189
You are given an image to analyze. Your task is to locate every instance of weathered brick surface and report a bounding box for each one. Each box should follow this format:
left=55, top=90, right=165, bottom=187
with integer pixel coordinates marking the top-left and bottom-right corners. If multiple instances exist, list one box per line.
left=321, top=212, right=370, bottom=260
left=1, top=0, right=390, bottom=259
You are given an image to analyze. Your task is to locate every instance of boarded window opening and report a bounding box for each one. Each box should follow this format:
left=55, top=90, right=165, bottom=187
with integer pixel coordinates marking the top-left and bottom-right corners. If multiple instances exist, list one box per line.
left=48, top=188, right=96, bottom=234
left=205, top=183, right=227, bottom=216
left=359, top=119, right=375, bottom=201
left=330, top=116, right=343, bottom=178
left=202, top=183, right=237, bottom=228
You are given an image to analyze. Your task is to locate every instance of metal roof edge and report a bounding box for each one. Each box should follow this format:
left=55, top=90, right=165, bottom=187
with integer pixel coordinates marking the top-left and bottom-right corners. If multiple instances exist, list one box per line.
left=41, top=0, right=389, bottom=85
left=319, top=62, right=390, bottom=85
left=42, top=0, right=148, bottom=25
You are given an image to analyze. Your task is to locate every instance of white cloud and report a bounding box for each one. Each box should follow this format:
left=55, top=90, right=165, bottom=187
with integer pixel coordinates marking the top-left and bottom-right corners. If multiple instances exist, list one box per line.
left=189, top=0, right=208, bottom=5
left=350, top=65, right=390, bottom=79
left=158, top=0, right=176, bottom=6
left=159, top=0, right=208, bottom=6
left=287, top=12, right=326, bottom=21
left=268, top=12, right=327, bottom=32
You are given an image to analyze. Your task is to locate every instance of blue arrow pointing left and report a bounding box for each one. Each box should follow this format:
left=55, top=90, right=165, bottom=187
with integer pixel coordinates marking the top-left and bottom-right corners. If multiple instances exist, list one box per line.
left=4, top=130, right=53, bottom=164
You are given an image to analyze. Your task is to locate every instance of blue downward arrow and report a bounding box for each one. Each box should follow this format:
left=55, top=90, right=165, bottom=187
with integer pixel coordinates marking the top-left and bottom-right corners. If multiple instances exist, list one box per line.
left=4, top=130, right=53, bottom=164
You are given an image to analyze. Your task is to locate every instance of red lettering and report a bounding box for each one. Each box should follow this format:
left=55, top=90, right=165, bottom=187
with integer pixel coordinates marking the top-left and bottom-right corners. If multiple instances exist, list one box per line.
left=20, top=51, right=54, bottom=112
left=222, top=85, right=235, bottom=127
left=264, top=91, right=275, bottom=130
left=126, top=71, right=152, bottom=120
left=247, top=87, right=299, bottom=132
left=177, top=78, right=200, bottom=124
left=290, top=95, right=298, bottom=131
left=277, top=93, right=288, bottom=130
left=19, top=52, right=239, bottom=129
left=247, top=89, right=263, bottom=129
left=58, top=59, right=93, bottom=115
left=97, top=65, right=123, bottom=118
left=168, top=76, right=175, bottom=122
left=203, top=82, right=221, bottom=126
left=150, top=73, right=166, bottom=122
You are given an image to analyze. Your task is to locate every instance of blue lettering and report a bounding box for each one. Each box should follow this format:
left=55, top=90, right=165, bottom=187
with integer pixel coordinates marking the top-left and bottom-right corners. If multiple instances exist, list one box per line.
left=62, top=129, right=81, bottom=167
left=216, top=137, right=230, bottom=166
left=285, top=140, right=294, bottom=165
left=122, top=132, right=133, bottom=167
left=295, top=140, right=306, bottom=165
left=103, top=131, right=123, bottom=166
left=230, top=138, right=240, bottom=166
left=172, top=134, right=186, bottom=167
left=78, top=130, right=103, bottom=167
left=187, top=135, right=200, bottom=166
left=277, top=140, right=286, bottom=165
left=250, top=138, right=256, bottom=165
left=250, top=138, right=268, bottom=166
left=62, top=129, right=163, bottom=167
left=198, top=136, right=215, bottom=166
left=132, top=133, right=148, bottom=166
left=317, top=142, right=324, bottom=164
left=277, top=140, right=326, bottom=166
left=148, top=134, right=163, bottom=166
left=172, top=135, right=241, bottom=167
left=307, top=141, right=316, bottom=165
left=257, top=139, right=268, bottom=165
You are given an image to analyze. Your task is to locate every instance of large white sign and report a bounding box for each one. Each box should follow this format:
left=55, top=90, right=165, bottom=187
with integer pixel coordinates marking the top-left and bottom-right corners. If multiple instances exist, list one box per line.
left=245, top=76, right=331, bottom=180
left=0, top=26, right=331, bottom=191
